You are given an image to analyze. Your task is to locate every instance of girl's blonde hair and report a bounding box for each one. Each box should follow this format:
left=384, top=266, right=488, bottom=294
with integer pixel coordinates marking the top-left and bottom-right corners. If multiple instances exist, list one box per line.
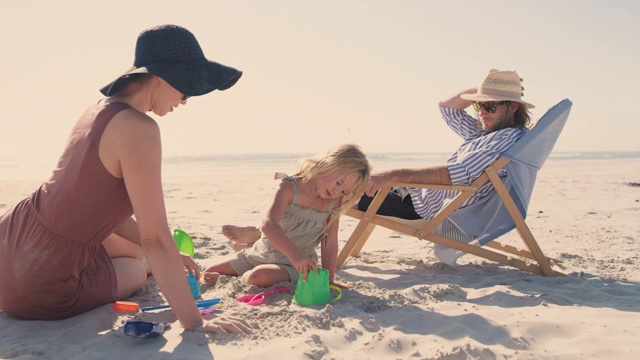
left=295, top=144, right=371, bottom=220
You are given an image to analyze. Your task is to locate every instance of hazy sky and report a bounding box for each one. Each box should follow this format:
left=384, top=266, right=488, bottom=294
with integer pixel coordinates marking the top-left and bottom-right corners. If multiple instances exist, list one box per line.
left=1, top=0, right=639, bottom=164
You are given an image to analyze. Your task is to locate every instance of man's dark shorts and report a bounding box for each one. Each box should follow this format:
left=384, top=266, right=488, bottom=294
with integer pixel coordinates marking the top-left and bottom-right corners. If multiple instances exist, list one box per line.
left=357, top=187, right=422, bottom=220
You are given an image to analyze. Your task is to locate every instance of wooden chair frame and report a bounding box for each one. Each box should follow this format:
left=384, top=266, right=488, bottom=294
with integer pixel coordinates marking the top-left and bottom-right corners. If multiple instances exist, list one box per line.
left=337, top=157, right=565, bottom=276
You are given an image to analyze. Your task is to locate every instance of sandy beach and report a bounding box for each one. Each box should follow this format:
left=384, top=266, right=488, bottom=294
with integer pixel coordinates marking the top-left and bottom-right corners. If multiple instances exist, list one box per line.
left=1, top=157, right=639, bottom=360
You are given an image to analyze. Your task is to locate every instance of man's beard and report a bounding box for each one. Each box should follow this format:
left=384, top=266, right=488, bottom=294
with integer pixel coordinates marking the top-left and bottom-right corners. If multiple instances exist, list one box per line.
left=489, top=113, right=514, bottom=133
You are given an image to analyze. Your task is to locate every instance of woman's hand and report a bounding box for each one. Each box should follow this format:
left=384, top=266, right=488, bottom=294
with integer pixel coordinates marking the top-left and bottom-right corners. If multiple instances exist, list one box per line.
left=181, top=253, right=201, bottom=279
left=194, top=316, right=253, bottom=335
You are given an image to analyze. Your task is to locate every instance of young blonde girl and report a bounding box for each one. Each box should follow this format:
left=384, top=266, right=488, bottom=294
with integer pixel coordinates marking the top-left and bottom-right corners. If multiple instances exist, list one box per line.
left=203, top=144, right=371, bottom=288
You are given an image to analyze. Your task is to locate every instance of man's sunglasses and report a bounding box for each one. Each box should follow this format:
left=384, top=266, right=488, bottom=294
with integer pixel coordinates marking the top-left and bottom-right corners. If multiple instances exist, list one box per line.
left=472, top=101, right=508, bottom=113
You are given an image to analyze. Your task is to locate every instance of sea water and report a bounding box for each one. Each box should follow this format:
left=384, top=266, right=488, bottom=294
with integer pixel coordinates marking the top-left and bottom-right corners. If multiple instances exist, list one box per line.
left=2, top=151, right=637, bottom=229
left=1, top=151, right=639, bottom=185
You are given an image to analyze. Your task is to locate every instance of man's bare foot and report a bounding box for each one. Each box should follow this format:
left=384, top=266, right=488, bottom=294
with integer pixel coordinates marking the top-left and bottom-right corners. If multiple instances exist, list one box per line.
left=221, top=225, right=261, bottom=244
left=203, top=271, right=220, bottom=285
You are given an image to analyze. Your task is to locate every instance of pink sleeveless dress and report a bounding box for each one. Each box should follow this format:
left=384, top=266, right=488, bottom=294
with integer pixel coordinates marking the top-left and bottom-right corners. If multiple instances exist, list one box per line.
left=0, top=102, right=134, bottom=320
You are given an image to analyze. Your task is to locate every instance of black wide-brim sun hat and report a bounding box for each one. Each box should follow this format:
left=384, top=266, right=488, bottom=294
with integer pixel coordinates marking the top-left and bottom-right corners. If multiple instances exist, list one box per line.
left=100, top=24, right=242, bottom=97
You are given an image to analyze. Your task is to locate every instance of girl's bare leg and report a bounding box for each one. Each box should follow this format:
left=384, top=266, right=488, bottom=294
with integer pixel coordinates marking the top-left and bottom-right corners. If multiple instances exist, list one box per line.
left=203, top=261, right=238, bottom=285
left=241, top=264, right=290, bottom=288
left=221, top=225, right=261, bottom=244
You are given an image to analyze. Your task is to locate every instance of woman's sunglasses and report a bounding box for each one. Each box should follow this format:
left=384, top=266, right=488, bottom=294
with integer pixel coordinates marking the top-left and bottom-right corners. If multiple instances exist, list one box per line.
left=472, top=101, right=508, bottom=113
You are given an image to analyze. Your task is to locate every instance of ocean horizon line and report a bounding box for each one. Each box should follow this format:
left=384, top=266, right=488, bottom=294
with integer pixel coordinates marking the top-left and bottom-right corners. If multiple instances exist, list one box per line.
left=161, top=150, right=640, bottom=163
left=1, top=150, right=638, bottom=165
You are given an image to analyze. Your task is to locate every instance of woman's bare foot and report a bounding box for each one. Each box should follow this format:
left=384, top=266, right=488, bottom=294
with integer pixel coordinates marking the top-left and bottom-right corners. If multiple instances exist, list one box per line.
left=221, top=225, right=261, bottom=244
left=203, top=271, right=221, bottom=285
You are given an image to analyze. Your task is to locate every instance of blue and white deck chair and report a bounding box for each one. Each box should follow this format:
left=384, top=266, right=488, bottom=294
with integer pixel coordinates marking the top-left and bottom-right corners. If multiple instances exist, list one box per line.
left=337, top=99, right=572, bottom=276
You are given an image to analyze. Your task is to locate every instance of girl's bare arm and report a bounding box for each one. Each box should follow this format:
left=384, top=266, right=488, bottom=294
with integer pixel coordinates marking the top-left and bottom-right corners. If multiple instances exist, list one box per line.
left=261, top=182, right=318, bottom=277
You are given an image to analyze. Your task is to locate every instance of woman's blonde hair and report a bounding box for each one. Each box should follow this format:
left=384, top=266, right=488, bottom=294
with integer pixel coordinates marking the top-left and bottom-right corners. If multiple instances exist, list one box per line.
left=295, top=144, right=371, bottom=221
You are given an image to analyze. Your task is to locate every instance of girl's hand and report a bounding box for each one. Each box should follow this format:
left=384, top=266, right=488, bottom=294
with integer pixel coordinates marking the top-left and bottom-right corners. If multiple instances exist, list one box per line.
left=194, top=316, right=253, bottom=335
left=181, top=253, right=201, bottom=280
left=290, top=254, right=318, bottom=281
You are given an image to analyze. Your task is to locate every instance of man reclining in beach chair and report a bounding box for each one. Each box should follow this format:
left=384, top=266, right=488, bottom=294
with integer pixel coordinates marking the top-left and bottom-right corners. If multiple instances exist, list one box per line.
left=339, top=69, right=571, bottom=276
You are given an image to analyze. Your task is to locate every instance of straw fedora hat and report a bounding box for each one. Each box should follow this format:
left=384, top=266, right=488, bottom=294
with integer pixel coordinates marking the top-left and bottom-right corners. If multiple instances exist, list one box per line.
left=460, top=69, right=534, bottom=109
left=100, top=24, right=242, bottom=97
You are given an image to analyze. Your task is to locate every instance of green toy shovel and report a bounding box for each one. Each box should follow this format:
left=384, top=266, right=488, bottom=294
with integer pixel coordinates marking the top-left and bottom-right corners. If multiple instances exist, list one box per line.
left=173, top=228, right=195, bottom=257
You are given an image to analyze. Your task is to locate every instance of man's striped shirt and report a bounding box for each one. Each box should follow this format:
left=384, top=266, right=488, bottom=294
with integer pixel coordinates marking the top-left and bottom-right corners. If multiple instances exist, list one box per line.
left=409, top=107, right=526, bottom=220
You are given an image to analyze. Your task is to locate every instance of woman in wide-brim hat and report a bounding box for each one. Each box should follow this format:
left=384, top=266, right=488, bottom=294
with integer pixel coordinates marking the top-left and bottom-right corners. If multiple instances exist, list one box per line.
left=0, top=24, right=251, bottom=334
